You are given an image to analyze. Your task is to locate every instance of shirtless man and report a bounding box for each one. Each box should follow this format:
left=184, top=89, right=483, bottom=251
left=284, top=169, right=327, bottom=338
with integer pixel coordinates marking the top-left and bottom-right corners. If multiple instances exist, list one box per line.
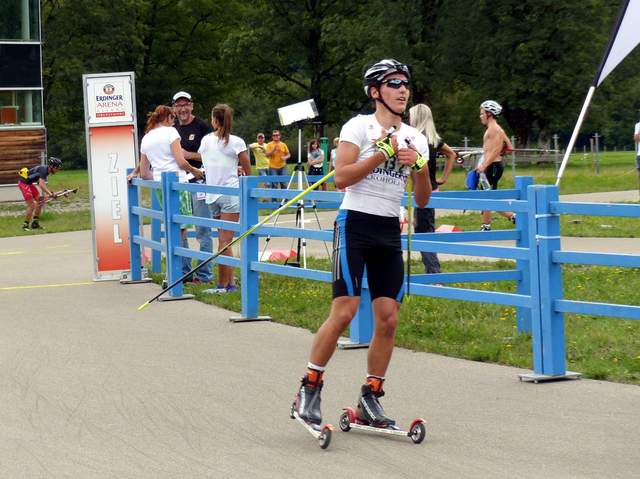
left=475, top=100, right=515, bottom=231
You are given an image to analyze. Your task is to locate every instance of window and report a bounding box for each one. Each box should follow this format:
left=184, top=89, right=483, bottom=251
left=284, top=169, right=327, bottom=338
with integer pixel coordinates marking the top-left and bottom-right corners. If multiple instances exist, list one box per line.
left=0, top=90, right=42, bottom=125
left=0, top=0, right=40, bottom=42
left=0, top=43, right=42, bottom=88
left=0, top=0, right=43, bottom=127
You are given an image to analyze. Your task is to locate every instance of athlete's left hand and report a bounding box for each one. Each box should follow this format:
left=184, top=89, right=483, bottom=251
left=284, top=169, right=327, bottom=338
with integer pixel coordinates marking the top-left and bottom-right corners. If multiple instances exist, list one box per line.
left=396, top=148, right=419, bottom=168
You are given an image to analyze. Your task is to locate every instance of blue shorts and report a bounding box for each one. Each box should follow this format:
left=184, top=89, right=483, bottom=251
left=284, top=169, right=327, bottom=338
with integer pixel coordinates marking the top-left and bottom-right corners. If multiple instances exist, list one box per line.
left=332, top=209, right=405, bottom=302
left=208, top=194, right=240, bottom=217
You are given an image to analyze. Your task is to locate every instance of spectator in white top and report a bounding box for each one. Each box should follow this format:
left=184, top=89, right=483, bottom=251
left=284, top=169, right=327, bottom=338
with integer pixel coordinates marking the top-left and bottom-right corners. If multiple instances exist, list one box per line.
left=199, top=104, right=252, bottom=293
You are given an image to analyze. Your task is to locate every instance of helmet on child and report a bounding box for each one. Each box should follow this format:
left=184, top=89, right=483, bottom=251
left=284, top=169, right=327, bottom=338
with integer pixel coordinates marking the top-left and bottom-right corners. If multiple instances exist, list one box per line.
left=48, top=157, right=62, bottom=168
left=480, top=100, right=502, bottom=118
left=363, top=59, right=412, bottom=98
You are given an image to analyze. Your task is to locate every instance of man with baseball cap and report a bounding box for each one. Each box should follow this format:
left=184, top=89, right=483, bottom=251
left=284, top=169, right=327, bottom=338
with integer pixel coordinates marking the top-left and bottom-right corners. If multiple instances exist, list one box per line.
left=172, top=91, right=214, bottom=284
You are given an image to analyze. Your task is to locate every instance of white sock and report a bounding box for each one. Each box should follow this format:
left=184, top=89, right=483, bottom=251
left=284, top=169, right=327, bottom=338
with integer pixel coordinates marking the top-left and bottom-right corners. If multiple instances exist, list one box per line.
left=308, top=362, right=325, bottom=372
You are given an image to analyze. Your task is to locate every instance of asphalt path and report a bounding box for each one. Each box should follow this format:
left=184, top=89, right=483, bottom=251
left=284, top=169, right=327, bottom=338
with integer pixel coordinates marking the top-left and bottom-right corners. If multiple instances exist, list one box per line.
left=0, top=192, right=639, bottom=478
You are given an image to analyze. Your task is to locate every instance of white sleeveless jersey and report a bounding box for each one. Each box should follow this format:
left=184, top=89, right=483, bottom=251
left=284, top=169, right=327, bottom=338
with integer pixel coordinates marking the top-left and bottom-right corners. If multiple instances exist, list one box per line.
left=338, top=114, right=429, bottom=217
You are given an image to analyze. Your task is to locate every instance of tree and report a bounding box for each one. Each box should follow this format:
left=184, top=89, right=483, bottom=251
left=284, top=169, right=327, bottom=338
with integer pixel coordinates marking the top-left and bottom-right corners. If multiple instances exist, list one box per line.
left=440, top=0, right=614, bottom=149
left=223, top=0, right=378, bottom=139
left=42, top=0, right=240, bottom=167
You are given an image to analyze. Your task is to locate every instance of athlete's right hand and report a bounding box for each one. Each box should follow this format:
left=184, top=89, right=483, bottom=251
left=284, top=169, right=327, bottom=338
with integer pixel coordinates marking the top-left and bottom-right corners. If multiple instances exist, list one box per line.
left=50, top=192, right=57, bottom=200
left=375, top=129, right=398, bottom=161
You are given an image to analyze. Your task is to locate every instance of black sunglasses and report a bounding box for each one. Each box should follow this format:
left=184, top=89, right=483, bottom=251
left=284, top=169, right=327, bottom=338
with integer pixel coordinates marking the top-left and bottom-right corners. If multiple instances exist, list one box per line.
left=381, top=78, right=410, bottom=89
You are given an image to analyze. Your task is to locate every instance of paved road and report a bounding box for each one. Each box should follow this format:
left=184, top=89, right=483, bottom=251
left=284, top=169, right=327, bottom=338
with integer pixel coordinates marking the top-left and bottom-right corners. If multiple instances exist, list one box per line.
left=0, top=192, right=639, bottom=478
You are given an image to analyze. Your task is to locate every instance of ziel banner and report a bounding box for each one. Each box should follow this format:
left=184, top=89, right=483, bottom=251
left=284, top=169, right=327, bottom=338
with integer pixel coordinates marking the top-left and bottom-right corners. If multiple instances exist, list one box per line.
left=83, top=72, right=139, bottom=280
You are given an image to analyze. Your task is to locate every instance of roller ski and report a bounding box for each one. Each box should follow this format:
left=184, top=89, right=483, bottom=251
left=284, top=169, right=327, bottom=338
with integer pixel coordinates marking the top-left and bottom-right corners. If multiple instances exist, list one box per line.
left=289, top=370, right=333, bottom=449
left=339, top=379, right=426, bottom=444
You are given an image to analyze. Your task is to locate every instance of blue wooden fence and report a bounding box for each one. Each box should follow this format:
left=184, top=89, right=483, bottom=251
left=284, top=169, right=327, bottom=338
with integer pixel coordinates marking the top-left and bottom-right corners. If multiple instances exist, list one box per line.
left=127, top=170, right=640, bottom=379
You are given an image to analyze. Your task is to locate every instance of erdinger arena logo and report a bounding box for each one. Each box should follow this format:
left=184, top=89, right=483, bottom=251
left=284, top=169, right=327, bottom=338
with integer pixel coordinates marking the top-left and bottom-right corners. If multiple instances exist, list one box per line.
left=95, top=83, right=125, bottom=118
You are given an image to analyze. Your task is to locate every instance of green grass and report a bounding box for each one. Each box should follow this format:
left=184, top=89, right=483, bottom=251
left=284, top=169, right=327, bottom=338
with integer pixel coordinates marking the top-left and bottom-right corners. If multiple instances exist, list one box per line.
left=168, top=257, right=640, bottom=385
left=3, top=154, right=640, bottom=384
left=1, top=152, right=638, bottom=237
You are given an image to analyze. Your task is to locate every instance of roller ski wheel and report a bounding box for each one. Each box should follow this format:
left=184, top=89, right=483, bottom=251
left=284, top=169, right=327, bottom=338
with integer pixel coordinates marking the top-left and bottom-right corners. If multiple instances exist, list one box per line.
left=290, top=399, right=333, bottom=449
left=339, top=407, right=426, bottom=444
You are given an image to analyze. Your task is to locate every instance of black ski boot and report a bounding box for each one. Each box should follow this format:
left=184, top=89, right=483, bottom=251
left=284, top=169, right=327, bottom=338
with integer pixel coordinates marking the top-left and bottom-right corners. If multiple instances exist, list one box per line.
left=296, top=370, right=323, bottom=430
left=356, top=378, right=396, bottom=428
left=31, top=219, right=44, bottom=230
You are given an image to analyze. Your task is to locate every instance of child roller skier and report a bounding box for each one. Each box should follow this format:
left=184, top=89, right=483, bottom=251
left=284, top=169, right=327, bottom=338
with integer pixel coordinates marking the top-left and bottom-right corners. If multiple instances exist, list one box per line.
left=294, top=59, right=432, bottom=430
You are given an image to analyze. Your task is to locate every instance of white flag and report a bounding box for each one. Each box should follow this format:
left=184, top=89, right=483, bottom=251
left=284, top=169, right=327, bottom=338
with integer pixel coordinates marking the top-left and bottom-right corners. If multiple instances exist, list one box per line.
left=595, top=0, right=640, bottom=86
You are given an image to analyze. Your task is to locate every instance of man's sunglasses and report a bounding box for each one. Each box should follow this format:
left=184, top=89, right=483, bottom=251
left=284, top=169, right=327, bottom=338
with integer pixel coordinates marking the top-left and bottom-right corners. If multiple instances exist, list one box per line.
left=381, top=78, right=410, bottom=89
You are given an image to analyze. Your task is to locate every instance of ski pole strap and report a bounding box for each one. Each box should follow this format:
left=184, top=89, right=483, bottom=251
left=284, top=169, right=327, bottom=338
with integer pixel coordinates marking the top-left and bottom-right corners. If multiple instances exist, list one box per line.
left=411, top=151, right=427, bottom=172
left=376, top=136, right=396, bottom=161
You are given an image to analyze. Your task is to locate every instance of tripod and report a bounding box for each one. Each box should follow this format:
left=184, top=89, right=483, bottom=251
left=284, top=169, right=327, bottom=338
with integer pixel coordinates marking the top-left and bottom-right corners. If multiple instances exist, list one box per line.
left=261, top=122, right=331, bottom=267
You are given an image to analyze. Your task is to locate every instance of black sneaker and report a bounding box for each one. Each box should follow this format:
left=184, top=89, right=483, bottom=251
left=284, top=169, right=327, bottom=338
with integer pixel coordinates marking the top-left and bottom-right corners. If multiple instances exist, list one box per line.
left=31, top=221, right=44, bottom=230
left=509, top=213, right=516, bottom=224
left=22, top=223, right=30, bottom=231
left=296, top=375, right=323, bottom=430
left=480, top=223, right=491, bottom=232
left=356, top=384, right=396, bottom=428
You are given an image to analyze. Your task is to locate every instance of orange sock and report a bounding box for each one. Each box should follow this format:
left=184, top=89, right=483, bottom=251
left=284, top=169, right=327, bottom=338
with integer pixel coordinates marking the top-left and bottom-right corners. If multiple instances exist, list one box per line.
left=366, top=376, right=384, bottom=393
left=306, top=368, right=324, bottom=386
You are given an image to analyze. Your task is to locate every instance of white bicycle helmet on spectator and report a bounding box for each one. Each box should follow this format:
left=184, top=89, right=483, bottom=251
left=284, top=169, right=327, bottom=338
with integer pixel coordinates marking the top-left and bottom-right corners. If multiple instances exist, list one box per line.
left=480, top=100, right=502, bottom=118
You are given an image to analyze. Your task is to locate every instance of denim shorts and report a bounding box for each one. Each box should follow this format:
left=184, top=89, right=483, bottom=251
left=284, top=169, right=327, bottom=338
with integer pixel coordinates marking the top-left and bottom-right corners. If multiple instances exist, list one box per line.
left=208, top=194, right=240, bottom=217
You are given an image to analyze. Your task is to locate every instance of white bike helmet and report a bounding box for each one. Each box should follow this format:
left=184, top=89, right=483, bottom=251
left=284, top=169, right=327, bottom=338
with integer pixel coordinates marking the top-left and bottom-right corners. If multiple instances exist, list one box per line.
left=363, top=59, right=412, bottom=98
left=480, top=100, right=502, bottom=118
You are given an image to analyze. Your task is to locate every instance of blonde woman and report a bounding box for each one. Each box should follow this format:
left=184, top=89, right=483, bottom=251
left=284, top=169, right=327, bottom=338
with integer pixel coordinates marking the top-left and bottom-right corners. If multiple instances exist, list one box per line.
left=409, top=103, right=457, bottom=275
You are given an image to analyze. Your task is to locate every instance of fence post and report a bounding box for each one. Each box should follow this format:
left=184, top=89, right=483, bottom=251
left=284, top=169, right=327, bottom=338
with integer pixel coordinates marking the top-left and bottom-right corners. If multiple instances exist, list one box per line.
left=338, top=268, right=374, bottom=348
left=511, top=136, right=516, bottom=179
left=525, top=185, right=543, bottom=373
left=126, top=168, right=142, bottom=281
left=515, top=176, right=533, bottom=333
left=162, top=171, right=184, bottom=298
left=534, top=185, right=566, bottom=376
left=235, top=176, right=268, bottom=322
left=150, top=187, right=162, bottom=273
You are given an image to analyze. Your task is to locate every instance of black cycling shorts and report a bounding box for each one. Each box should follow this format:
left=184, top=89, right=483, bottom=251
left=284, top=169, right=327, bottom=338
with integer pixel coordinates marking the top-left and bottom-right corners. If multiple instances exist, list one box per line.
left=332, top=209, right=405, bottom=302
left=485, top=160, right=505, bottom=190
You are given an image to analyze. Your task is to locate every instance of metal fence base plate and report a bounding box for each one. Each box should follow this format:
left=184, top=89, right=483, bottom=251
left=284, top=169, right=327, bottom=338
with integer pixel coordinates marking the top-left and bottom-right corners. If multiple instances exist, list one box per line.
left=229, top=315, right=271, bottom=323
left=337, top=340, right=370, bottom=350
left=157, top=293, right=195, bottom=302
left=518, top=371, right=582, bottom=384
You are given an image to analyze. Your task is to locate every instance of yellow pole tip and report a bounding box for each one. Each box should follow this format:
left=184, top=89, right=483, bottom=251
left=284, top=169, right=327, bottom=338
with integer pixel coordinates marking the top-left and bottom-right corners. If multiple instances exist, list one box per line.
left=138, top=302, right=150, bottom=311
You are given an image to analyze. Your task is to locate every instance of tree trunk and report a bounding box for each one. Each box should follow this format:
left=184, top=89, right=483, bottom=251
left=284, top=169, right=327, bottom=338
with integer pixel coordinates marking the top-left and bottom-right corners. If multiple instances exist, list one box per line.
left=502, top=107, right=534, bottom=149
left=538, top=124, right=551, bottom=151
